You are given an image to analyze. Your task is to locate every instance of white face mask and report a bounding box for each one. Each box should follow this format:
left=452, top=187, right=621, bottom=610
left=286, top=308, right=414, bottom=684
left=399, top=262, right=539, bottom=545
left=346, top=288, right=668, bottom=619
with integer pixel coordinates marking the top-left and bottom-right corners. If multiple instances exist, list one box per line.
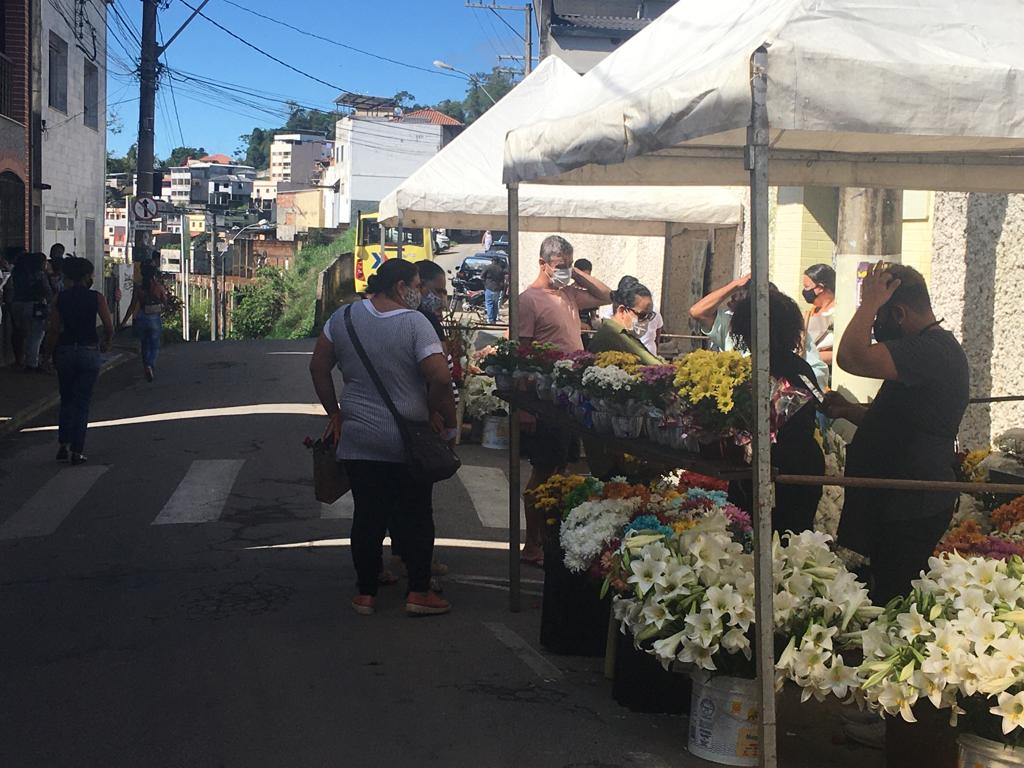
left=632, top=318, right=650, bottom=337
left=549, top=266, right=573, bottom=287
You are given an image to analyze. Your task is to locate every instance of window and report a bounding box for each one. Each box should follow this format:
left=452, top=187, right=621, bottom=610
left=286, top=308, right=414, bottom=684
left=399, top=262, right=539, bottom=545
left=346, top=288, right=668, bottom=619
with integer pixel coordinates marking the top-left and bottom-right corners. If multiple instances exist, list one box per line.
left=48, top=32, right=67, bottom=112
left=359, top=220, right=381, bottom=246
left=83, top=62, right=98, bottom=129
left=383, top=227, right=424, bottom=247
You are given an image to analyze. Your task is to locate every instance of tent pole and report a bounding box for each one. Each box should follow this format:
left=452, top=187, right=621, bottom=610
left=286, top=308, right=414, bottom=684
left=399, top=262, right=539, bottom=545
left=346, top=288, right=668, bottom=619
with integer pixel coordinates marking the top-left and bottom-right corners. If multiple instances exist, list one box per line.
left=747, top=46, right=777, bottom=768
left=507, top=183, right=522, bottom=613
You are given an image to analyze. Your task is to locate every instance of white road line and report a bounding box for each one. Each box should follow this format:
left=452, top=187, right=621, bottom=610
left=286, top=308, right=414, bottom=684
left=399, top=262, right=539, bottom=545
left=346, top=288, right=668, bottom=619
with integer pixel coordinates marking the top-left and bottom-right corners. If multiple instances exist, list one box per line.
left=457, top=465, right=525, bottom=529
left=320, top=494, right=354, bottom=519
left=247, top=536, right=510, bottom=551
left=152, top=460, right=245, bottom=525
left=0, top=466, right=109, bottom=540
left=21, top=403, right=324, bottom=433
left=484, top=622, right=563, bottom=681
left=448, top=577, right=543, bottom=597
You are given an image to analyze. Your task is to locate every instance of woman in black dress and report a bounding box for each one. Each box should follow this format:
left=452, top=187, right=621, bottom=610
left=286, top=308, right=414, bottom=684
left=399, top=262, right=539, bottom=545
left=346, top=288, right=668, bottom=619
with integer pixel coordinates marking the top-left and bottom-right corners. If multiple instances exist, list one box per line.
left=728, top=288, right=825, bottom=534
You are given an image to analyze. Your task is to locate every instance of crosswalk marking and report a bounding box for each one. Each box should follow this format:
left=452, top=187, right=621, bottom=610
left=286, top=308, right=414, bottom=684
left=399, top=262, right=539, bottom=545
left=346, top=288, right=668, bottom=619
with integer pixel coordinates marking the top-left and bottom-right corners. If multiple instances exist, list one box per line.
left=458, top=465, right=525, bottom=529
left=152, top=460, right=245, bottom=525
left=0, top=466, right=109, bottom=540
left=320, top=494, right=353, bottom=519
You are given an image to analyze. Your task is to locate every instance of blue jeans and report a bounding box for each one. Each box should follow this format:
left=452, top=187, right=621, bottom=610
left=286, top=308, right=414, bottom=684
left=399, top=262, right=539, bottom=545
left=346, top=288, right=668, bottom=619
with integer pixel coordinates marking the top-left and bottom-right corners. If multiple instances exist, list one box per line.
left=484, top=288, right=500, bottom=324
left=56, top=346, right=101, bottom=452
left=133, top=312, right=162, bottom=369
left=12, top=301, right=46, bottom=368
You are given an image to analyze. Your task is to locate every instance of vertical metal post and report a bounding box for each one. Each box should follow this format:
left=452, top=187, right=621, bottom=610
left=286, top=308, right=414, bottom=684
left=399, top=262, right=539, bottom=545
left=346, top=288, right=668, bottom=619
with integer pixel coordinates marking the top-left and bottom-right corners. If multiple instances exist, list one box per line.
left=180, top=212, right=190, bottom=341
left=209, top=213, right=218, bottom=341
left=396, top=215, right=404, bottom=260
left=524, top=3, right=533, bottom=75
left=507, top=183, right=522, bottom=613
left=746, top=46, right=777, bottom=768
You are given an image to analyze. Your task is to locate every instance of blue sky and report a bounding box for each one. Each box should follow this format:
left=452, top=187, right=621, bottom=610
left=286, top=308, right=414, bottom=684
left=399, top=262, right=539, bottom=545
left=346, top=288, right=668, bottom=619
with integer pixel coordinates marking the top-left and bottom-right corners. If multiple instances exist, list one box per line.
left=106, top=0, right=528, bottom=159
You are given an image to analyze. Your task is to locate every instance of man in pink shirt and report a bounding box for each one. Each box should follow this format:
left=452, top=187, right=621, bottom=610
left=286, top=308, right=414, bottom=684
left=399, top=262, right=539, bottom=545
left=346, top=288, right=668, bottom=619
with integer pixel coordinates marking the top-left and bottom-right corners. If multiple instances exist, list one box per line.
left=519, top=235, right=612, bottom=565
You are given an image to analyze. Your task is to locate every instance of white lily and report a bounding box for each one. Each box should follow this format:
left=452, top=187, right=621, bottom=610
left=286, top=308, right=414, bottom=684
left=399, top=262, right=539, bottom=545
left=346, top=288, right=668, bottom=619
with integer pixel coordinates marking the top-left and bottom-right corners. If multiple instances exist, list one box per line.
left=991, top=691, right=1024, bottom=735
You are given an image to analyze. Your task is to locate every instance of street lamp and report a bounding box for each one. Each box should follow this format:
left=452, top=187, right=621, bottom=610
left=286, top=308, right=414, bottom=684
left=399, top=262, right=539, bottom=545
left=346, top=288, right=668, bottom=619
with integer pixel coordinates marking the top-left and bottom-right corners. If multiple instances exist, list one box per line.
left=433, top=59, right=497, bottom=104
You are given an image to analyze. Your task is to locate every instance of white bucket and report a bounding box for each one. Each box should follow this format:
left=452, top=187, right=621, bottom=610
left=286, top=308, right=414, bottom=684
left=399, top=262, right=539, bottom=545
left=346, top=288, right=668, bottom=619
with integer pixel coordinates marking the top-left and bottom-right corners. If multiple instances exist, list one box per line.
left=481, top=415, right=509, bottom=450
left=687, top=673, right=760, bottom=767
left=959, top=734, right=1024, bottom=768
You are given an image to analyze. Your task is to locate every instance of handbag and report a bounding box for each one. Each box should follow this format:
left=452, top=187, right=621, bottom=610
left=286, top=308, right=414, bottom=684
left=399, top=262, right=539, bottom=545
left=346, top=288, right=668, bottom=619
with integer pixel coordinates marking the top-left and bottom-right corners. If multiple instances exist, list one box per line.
left=312, top=434, right=350, bottom=504
left=343, top=304, right=461, bottom=483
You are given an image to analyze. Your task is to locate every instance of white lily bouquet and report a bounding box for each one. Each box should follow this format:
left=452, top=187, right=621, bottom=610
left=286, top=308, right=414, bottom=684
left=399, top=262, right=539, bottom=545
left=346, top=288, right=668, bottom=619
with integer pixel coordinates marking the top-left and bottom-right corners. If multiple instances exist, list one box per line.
left=851, top=553, right=1024, bottom=743
left=614, top=510, right=878, bottom=681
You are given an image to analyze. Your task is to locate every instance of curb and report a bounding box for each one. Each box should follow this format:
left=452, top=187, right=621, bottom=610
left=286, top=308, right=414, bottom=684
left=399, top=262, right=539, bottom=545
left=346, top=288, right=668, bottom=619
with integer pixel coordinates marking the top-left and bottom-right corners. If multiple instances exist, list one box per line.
left=0, top=351, right=134, bottom=439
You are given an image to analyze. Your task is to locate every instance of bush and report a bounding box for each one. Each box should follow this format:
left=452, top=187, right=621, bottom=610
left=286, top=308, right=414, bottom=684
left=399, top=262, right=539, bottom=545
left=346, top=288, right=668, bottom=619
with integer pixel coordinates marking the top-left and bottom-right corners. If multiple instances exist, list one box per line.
left=232, top=266, right=287, bottom=339
left=269, top=230, right=354, bottom=340
left=164, top=293, right=212, bottom=341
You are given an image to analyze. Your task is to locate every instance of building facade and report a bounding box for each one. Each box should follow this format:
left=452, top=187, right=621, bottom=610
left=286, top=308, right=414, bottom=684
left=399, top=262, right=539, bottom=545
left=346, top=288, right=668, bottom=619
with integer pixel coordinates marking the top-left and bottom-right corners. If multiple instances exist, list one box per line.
left=37, top=0, right=106, bottom=266
left=0, top=0, right=31, bottom=258
left=167, top=159, right=255, bottom=207
left=269, top=131, right=332, bottom=186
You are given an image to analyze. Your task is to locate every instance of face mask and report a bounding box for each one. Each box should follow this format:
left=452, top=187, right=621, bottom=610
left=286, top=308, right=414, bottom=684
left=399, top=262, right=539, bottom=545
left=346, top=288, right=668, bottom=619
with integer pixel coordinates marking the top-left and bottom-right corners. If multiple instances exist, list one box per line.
left=632, top=319, right=650, bottom=337
left=802, top=288, right=818, bottom=304
left=421, top=291, right=444, bottom=315
left=549, top=266, right=572, bottom=287
left=873, top=307, right=902, bottom=342
left=400, top=286, right=421, bottom=310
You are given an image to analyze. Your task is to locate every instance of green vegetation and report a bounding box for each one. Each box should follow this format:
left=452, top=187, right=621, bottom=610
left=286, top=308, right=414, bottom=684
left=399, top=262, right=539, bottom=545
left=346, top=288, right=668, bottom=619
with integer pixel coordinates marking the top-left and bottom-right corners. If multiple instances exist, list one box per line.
left=164, top=293, right=212, bottom=341
left=232, top=266, right=287, bottom=339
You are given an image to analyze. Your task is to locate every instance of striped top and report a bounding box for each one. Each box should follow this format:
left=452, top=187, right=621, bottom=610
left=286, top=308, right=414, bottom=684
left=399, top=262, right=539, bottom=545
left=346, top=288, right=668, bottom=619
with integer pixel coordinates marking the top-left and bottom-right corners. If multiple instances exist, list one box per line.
left=324, top=299, right=443, bottom=462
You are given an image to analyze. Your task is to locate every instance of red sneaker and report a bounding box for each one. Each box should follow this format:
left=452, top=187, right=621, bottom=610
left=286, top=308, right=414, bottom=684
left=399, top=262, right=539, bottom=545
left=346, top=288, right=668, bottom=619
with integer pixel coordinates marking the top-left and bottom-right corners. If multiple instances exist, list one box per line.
left=351, top=595, right=375, bottom=615
left=406, top=591, right=450, bottom=616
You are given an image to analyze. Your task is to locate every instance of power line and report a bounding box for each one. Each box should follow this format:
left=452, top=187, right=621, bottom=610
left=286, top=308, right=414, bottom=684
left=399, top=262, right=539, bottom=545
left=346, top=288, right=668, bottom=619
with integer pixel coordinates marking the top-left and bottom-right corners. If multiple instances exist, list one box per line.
left=157, top=15, right=186, bottom=148
left=218, top=0, right=462, bottom=81
left=489, top=7, right=526, bottom=42
left=177, top=0, right=345, bottom=93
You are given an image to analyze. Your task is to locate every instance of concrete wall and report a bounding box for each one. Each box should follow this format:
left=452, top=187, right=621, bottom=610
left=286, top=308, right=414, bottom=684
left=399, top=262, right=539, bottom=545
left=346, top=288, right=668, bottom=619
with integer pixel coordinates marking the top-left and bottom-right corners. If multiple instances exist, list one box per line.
left=771, top=186, right=839, bottom=303
left=314, top=251, right=356, bottom=330
left=931, top=192, right=1024, bottom=447
left=40, top=0, right=105, bottom=268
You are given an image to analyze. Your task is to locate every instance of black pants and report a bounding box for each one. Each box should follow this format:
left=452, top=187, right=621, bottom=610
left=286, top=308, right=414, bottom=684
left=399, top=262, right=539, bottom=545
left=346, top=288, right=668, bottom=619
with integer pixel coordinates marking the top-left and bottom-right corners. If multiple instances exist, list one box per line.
left=869, top=511, right=953, bottom=604
left=345, top=460, right=434, bottom=596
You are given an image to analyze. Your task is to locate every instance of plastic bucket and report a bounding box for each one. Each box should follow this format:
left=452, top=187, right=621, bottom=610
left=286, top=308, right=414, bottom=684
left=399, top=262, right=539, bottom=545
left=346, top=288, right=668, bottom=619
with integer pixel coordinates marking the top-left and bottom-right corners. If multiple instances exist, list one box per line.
left=959, top=734, right=1024, bottom=768
left=481, top=415, right=509, bottom=450
left=687, top=673, right=760, bottom=766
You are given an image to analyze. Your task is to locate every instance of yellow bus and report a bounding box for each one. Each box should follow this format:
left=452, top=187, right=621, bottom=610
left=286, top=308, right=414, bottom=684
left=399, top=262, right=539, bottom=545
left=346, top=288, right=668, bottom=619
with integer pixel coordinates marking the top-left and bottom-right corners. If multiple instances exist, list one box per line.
left=353, top=211, right=434, bottom=293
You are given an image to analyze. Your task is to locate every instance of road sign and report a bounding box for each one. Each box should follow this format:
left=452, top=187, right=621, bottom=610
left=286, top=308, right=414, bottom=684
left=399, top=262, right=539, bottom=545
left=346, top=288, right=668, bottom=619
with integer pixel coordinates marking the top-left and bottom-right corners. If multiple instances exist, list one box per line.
left=133, top=220, right=156, bottom=229
left=132, top=195, right=158, bottom=221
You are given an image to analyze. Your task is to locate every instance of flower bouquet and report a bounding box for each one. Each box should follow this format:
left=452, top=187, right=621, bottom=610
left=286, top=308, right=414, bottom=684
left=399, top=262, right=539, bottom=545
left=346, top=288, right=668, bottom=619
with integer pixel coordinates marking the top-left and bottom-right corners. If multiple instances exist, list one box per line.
left=581, top=364, right=643, bottom=434
left=462, top=374, right=507, bottom=422
left=847, top=553, right=1024, bottom=756
left=480, top=338, right=522, bottom=390
left=936, top=496, right=1024, bottom=560
left=673, top=350, right=753, bottom=450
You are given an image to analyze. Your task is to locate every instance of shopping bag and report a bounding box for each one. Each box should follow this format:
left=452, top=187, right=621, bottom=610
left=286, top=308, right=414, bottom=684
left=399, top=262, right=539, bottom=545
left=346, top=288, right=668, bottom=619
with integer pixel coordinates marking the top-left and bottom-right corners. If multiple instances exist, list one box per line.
left=313, top=437, right=349, bottom=504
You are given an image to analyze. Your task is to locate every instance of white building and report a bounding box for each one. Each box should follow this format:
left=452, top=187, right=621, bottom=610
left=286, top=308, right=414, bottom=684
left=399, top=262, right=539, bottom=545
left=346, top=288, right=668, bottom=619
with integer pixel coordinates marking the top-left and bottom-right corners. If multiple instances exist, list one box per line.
left=327, top=109, right=459, bottom=227
left=167, top=160, right=255, bottom=206
left=269, top=132, right=332, bottom=185
left=39, top=0, right=106, bottom=266
left=104, top=204, right=129, bottom=264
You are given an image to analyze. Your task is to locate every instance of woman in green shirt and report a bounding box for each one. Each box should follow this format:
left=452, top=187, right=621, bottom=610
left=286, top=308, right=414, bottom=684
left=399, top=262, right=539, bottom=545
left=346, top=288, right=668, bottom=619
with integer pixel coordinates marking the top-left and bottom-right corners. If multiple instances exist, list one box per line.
left=589, top=276, right=662, bottom=364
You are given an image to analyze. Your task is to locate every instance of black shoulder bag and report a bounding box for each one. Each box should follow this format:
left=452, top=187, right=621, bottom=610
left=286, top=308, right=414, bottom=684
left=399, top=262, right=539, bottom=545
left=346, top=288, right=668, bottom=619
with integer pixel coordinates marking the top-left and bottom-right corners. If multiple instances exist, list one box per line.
left=344, top=304, right=461, bottom=483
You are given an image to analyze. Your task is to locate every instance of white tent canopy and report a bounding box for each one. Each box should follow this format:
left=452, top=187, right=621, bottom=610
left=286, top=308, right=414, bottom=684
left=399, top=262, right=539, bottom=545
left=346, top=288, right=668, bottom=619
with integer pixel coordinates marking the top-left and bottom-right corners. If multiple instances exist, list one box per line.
left=377, top=55, right=743, bottom=236
left=503, top=0, right=1024, bottom=192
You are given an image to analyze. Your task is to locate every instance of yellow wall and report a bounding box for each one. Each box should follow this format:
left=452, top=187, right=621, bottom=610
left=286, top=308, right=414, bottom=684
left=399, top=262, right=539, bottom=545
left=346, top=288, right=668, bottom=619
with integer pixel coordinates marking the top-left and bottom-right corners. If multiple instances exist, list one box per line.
left=292, top=189, right=324, bottom=231
left=188, top=213, right=208, bottom=234
left=900, top=190, right=933, bottom=282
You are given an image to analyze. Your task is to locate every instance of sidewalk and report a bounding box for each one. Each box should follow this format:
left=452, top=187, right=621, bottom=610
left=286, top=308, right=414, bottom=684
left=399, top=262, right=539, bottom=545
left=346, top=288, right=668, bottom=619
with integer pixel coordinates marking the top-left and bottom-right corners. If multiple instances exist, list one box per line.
left=0, top=334, right=136, bottom=438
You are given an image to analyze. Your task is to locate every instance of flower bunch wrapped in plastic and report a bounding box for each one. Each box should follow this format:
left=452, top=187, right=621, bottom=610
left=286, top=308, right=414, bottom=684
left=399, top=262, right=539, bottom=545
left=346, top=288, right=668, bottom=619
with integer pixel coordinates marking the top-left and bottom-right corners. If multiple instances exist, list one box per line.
left=527, top=473, right=604, bottom=519
left=581, top=363, right=640, bottom=407
left=551, top=350, right=595, bottom=389
left=480, top=338, right=523, bottom=374
left=673, top=350, right=751, bottom=414
left=852, top=553, right=1024, bottom=738
left=519, top=342, right=564, bottom=373
left=462, top=375, right=506, bottom=421
left=936, top=495, right=1024, bottom=560
left=613, top=518, right=876, bottom=683
left=593, top=350, right=642, bottom=373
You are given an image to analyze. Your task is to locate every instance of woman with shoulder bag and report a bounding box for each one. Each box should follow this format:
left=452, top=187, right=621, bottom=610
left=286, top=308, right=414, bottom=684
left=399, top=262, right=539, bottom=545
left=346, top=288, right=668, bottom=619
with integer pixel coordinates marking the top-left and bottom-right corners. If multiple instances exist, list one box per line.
left=122, top=259, right=167, bottom=382
left=309, top=259, right=458, bottom=617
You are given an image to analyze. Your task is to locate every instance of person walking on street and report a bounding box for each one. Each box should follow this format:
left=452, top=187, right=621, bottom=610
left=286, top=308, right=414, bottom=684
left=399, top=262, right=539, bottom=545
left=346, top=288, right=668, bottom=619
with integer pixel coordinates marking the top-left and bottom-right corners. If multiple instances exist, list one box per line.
left=10, top=252, right=52, bottom=372
left=309, top=259, right=457, bottom=617
left=482, top=230, right=493, bottom=251
left=482, top=257, right=504, bottom=324
left=518, top=235, right=613, bottom=565
left=121, top=260, right=166, bottom=382
left=44, top=257, right=113, bottom=465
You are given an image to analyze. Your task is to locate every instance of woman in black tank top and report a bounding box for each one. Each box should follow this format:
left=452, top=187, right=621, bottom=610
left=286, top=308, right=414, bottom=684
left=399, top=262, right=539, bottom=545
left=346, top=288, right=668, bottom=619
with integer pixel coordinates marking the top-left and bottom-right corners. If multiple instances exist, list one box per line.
left=43, top=257, right=114, bottom=464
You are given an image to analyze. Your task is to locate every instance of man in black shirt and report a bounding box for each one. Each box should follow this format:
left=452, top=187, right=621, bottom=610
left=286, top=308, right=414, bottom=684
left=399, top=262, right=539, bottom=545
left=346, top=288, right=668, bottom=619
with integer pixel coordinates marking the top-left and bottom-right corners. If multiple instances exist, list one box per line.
left=482, top=258, right=505, bottom=324
left=824, top=263, right=969, bottom=603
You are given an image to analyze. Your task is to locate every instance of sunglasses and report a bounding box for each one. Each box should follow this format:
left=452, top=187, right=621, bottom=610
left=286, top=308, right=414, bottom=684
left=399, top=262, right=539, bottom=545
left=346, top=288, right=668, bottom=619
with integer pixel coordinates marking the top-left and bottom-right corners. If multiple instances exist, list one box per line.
left=629, top=308, right=657, bottom=322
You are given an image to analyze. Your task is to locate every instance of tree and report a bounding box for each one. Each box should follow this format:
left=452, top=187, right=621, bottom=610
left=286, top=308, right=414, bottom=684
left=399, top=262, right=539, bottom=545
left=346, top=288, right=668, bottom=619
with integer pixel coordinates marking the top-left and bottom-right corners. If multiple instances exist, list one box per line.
left=236, top=104, right=338, bottom=172
left=238, top=127, right=272, bottom=170
left=393, top=90, right=416, bottom=109
left=461, top=68, right=515, bottom=123
left=106, top=143, right=138, bottom=175
left=163, top=146, right=207, bottom=168
left=433, top=98, right=466, bottom=124
left=232, top=266, right=288, bottom=338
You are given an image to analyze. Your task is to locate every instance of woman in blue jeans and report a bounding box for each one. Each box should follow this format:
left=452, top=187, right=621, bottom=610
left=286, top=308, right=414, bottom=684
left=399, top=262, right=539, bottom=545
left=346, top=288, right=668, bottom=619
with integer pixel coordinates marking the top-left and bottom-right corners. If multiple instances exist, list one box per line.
left=121, top=261, right=167, bottom=382
left=44, top=257, right=114, bottom=464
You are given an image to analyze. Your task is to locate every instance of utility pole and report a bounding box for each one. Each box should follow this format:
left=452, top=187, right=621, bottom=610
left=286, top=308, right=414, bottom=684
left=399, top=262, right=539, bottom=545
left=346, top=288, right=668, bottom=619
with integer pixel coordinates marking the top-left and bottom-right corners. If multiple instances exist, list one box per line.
left=465, top=2, right=534, bottom=76
left=209, top=214, right=218, bottom=340
left=134, top=0, right=159, bottom=268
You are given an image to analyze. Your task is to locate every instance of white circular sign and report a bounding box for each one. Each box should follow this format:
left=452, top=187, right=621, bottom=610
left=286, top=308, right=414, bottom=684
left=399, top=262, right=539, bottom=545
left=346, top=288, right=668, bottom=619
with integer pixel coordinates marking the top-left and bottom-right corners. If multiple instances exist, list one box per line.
left=132, top=195, right=158, bottom=220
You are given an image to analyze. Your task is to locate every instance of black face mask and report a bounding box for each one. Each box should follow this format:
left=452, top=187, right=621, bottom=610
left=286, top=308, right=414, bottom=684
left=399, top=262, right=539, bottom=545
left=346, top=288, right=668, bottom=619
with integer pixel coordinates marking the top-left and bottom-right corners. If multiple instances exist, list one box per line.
left=873, top=307, right=902, bottom=342
left=802, top=288, right=818, bottom=304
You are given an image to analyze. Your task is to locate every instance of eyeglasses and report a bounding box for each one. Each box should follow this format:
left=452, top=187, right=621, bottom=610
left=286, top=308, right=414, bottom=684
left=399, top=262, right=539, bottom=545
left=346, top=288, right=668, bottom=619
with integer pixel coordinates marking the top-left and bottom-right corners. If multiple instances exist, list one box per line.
left=629, top=308, right=657, bottom=322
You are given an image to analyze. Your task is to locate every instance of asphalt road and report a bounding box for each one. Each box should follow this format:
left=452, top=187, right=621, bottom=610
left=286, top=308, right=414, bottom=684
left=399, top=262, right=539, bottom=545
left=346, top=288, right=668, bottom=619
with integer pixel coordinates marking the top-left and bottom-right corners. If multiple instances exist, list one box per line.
left=0, top=339, right=878, bottom=768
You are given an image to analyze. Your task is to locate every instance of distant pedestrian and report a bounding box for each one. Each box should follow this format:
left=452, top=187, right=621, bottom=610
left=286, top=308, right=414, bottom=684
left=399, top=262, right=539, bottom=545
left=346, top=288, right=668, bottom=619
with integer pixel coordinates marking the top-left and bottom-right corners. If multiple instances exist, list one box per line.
left=309, top=258, right=457, bottom=617
left=482, top=257, right=504, bottom=324
left=482, top=230, right=493, bottom=251
left=47, top=244, right=66, bottom=297
left=121, top=261, right=167, bottom=382
left=44, top=257, right=114, bottom=465
left=10, top=251, right=52, bottom=372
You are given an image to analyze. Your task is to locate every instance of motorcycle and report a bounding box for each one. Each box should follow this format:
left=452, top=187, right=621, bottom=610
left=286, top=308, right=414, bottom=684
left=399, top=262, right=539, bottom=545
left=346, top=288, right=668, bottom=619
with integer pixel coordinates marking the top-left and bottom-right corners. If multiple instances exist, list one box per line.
left=449, top=275, right=507, bottom=322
